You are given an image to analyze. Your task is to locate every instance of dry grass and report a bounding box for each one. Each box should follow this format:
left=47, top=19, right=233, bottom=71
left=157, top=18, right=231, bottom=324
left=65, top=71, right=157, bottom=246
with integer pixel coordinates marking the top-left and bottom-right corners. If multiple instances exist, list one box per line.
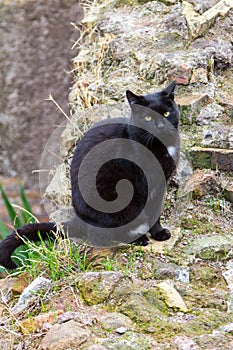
left=69, top=0, right=117, bottom=111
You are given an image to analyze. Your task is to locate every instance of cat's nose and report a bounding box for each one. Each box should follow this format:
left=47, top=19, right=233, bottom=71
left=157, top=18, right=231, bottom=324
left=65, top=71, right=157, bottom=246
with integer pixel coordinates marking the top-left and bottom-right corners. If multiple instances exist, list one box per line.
left=157, top=120, right=165, bottom=129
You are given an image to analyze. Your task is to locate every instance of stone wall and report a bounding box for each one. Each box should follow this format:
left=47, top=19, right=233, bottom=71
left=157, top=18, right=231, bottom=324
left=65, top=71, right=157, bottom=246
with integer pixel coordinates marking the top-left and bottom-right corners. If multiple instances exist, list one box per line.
left=0, top=0, right=83, bottom=189
left=44, top=0, right=233, bottom=217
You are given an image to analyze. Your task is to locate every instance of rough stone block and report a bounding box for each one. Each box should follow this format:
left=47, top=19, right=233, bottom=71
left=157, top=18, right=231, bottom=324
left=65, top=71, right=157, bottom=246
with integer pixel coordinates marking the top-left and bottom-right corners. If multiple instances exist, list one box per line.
left=225, top=186, right=233, bottom=203
left=176, top=93, right=212, bottom=125
left=171, top=63, right=192, bottom=85
left=190, top=67, right=208, bottom=84
left=189, top=147, right=233, bottom=171
left=180, top=169, right=219, bottom=198
left=182, top=0, right=233, bottom=39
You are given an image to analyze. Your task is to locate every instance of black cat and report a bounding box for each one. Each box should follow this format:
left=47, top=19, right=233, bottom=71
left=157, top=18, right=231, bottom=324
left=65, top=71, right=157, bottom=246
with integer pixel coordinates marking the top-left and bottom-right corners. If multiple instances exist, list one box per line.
left=0, top=81, right=180, bottom=269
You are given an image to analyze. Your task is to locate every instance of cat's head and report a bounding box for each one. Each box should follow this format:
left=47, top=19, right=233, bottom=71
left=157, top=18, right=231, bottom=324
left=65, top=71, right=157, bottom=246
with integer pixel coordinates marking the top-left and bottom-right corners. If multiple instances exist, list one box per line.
left=126, top=81, right=179, bottom=129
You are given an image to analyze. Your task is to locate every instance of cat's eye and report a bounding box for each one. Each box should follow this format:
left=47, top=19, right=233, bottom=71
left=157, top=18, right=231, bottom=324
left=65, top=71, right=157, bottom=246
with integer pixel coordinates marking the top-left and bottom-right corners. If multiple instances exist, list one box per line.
left=145, top=116, right=152, bottom=122
left=164, top=111, right=170, bottom=117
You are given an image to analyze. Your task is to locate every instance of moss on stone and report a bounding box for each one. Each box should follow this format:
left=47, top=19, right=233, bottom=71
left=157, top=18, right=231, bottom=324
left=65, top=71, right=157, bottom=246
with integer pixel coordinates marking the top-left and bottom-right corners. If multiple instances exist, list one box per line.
left=184, top=234, right=233, bottom=261
left=179, top=105, right=193, bottom=125
left=189, top=148, right=212, bottom=169
left=19, top=318, right=39, bottom=335
left=142, top=288, right=169, bottom=315
left=180, top=215, right=222, bottom=236
left=127, top=309, right=233, bottom=342
left=115, top=0, right=151, bottom=6
left=77, top=271, right=124, bottom=305
left=119, top=293, right=164, bottom=326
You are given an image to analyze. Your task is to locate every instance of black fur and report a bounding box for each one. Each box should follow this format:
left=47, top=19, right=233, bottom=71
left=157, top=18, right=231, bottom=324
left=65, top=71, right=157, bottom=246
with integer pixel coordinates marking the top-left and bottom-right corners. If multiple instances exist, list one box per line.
left=0, top=82, right=179, bottom=269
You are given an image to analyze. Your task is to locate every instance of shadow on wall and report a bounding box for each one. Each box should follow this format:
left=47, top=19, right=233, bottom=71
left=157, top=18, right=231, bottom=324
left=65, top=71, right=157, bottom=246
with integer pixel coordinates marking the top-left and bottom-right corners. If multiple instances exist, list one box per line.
left=0, top=0, right=83, bottom=190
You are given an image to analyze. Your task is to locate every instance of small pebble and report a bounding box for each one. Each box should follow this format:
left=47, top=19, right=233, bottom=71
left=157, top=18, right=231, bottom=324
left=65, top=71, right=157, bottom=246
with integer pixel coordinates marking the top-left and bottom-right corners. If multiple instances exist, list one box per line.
left=115, top=327, right=128, bottom=334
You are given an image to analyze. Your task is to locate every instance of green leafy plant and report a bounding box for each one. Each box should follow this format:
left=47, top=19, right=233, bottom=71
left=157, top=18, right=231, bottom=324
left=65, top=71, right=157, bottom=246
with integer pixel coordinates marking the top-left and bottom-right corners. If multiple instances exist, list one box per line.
left=0, top=182, right=37, bottom=238
left=16, top=236, right=93, bottom=282
left=0, top=182, right=147, bottom=279
left=0, top=181, right=37, bottom=271
left=100, top=255, right=119, bottom=271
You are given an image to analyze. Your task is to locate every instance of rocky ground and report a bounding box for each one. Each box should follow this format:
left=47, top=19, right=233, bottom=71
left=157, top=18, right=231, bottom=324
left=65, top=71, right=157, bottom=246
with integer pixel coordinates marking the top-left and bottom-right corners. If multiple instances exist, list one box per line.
left=0, top=0, right=233, bottom=349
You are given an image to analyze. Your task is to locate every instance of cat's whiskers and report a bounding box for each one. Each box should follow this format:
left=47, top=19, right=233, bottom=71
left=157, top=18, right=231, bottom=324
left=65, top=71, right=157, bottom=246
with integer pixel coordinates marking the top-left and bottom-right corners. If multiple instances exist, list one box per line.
left=146, top=133, right=154, bottom=149
left=140, top=131, right=154, bottom=148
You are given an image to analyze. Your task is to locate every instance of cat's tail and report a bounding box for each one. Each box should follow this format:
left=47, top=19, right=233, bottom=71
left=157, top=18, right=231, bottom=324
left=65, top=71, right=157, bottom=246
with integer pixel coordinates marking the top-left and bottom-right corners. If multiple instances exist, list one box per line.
left=0, top=222, right=60, bottom=269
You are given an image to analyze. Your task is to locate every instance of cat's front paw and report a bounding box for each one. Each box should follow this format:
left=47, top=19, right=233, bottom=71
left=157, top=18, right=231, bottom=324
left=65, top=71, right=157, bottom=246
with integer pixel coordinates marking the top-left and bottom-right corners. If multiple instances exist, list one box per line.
left=132, top=234, right=149, bottom=246
left=151, top=229, right=171, bottom=241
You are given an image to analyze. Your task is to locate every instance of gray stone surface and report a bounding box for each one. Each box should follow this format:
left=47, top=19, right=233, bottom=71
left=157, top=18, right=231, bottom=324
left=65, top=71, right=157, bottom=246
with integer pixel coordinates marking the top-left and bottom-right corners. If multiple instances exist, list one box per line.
left=185, top=235, right=233, bottom=260
left=41, top=320, right=91, bottom=350
left=76, top=271, right=125, bottom=305
left=182, top=0, right=233, bottom=39
left=102, top=331, right=159, bottom=350
left=12, top=276, right=52, bottom=314
left=100, top=312, right=133, bottom=331
left=0, top=0, right=82, bottom=189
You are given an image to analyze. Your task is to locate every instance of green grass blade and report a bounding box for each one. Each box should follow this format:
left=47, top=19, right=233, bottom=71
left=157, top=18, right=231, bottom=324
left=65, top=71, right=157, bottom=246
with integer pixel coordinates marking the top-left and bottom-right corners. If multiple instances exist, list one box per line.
left=0, top=183, right=22, bottom=228
left=0, top=220, right=10, bottom=238
left=19, top=182, right=35, bottom=223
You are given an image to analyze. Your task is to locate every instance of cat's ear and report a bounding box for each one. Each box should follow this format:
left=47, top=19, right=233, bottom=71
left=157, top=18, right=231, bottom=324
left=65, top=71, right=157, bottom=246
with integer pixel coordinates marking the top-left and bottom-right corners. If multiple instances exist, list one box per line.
left=161, top=81, right=177, bottom=100
left=126, top=90, right=145, bottom=105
